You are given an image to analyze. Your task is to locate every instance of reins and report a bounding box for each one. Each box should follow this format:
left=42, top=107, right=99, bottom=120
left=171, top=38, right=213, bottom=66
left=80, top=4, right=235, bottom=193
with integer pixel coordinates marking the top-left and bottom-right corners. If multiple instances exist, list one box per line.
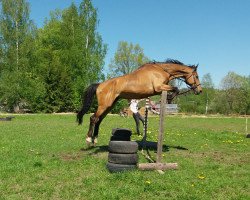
left=167, top=74, right=200, bottom=101
left=154, top=62, right=200, bottom=101
left=167, top=84, right=192, bottom=101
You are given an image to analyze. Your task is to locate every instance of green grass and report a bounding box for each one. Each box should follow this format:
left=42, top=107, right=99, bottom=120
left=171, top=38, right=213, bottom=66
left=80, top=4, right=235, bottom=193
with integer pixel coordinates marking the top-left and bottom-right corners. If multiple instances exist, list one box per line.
left=0, top=114, right=249, bottom=200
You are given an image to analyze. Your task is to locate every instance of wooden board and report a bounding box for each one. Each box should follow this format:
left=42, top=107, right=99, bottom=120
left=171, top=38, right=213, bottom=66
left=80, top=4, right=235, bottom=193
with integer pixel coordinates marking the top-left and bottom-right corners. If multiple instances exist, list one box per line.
left=138, top=163, right=178, bottom=170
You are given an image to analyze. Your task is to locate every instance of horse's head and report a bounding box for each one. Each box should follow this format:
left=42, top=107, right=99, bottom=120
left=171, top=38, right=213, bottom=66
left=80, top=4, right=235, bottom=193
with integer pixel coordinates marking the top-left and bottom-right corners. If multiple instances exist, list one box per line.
left=185, top=65, right=202, bottom=95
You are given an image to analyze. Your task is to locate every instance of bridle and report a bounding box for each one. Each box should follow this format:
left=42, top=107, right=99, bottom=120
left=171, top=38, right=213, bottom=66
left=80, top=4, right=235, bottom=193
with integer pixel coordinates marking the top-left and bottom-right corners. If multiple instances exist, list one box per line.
left=167, top=70, right=201, bottom=98
left=184, top=71, right=201, bottom=91
left=159, top=64, right=201, bottom=97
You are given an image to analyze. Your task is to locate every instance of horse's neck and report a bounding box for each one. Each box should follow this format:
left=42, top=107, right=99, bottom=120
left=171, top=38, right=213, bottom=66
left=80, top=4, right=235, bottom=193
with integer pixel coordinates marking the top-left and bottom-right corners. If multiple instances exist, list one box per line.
left=163, top=64, right=190, bottom=78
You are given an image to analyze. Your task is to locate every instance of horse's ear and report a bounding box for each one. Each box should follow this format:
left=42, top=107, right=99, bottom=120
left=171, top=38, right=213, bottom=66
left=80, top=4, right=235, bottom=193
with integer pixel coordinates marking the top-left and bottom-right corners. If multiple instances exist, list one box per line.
left=194, top=64, right=199, bottom=71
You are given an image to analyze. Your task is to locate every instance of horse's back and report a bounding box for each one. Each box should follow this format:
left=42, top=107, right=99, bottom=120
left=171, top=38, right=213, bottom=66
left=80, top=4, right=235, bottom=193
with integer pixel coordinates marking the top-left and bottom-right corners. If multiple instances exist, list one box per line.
left=96, top=63, right=167, bottom=100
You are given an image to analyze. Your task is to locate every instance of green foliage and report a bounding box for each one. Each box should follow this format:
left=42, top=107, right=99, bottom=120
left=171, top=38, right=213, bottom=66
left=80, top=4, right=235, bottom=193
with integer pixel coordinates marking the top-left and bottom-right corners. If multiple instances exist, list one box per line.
left=107, top=41, right=149, bottom=113
left=0, top=34, right=5, bottom=73
left=0, top=0, right=42, bottom=112
left=42, top=61, right=73, bottom=113
left=175, top=72, right=250, bottom=115
left=34, top=0, right=107, bottom=112
left=110, top=99, right=128, bottom=114
left=177, top=92, right=204, bottom=114
left=0, top=0, right=34, bottom=71
left=201, top=73, right=214, bottom=89
left=0, top=70, right=45, bottom=112
left=0, top=0, right=249, bottom=115
left=108, top=41, right=149, bottom=78
left=35, top=14, right=74, bottom=113
left=214, top=72, right=249, bottom=114
left=0, top=0, right=107, bottom=113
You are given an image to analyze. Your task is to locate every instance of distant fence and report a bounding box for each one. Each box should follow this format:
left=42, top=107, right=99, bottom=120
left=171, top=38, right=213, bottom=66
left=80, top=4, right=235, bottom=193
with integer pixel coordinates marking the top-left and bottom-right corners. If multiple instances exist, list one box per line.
left=155, top=104, right=178, bottom=114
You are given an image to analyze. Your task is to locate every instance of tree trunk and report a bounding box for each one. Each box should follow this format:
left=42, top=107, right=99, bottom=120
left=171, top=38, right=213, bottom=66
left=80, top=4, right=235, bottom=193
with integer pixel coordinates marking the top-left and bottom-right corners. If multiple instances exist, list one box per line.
left=15, top=20, right=19, bottom=70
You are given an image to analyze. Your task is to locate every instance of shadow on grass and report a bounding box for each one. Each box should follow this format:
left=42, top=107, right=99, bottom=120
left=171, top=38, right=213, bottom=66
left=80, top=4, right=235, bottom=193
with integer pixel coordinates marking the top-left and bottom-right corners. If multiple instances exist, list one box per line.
left=137, top=141, right=188, bottom=163
left=136, top=140, right=188, bottom=151
left=80, top=141, right=188, bottom=155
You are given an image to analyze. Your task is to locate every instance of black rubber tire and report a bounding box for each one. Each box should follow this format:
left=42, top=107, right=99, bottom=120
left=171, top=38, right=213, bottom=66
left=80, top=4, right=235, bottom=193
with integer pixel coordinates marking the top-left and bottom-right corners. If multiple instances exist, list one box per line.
left=108, top=141, right=138, bottom=154
left=108, top=153, right=138, bottom=164
left=106, top=162, right=137, bottom=173
left=112, top=128, right=132, bottom=137
left=110, top=135, right=130, bottom=141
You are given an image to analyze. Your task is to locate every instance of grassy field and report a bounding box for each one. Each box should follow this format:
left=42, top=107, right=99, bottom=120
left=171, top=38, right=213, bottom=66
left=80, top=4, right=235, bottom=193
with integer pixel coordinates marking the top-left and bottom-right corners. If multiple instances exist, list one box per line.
left=0, top=114, right=249, bottom=200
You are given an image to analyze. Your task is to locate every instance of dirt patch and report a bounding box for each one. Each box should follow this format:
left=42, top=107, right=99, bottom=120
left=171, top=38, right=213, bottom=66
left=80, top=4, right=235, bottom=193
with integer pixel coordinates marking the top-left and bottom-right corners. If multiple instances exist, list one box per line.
left=59, top=145, right=109, bottom=161
left=173, top=150, right=250, bottom=165
left=210, top=151, right=250, bottom=165
left=60, top=153, right=83, bottom=161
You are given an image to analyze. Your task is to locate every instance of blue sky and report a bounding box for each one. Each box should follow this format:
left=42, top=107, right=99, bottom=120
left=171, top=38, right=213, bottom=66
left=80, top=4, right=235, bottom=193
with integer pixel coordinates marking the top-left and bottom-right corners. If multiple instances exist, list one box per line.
left=28, top=0, right=250, bottom=87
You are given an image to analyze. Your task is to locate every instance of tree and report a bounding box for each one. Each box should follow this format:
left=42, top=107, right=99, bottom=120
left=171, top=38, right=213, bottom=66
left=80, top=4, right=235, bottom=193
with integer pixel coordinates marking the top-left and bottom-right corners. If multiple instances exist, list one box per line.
left=35, top=0, right=107, bottom=112
left=108, top=41, right=149, bottom=77
left=107, top=41, right=149, bottom=113
left=77, top=0, right=107, bottom=103
left=246, top=75, right=250, bottom=114
left=0, top=35, right=4, bottom=73
left=0, top=0, right=42, bottom=112
left=175, top=73, right=216, bottom=114
left=201, top=73, right=215, bottom=114
left=217, top=72, right=249, bottom=114
left=0, top=0, right=34, bottom=71
left=201, top=73, right=214, bottom=89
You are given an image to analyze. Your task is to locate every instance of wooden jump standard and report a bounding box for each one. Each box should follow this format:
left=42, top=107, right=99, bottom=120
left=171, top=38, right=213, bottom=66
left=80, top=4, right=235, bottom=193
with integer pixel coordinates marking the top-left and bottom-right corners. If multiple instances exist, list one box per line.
left=138, top=91, right=178, bottom=171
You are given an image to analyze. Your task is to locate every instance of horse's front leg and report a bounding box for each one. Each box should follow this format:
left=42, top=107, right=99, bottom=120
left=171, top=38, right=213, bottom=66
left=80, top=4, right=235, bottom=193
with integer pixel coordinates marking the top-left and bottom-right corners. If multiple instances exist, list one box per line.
left=155, top=84, right=179, bottom=93
left=172, top=86, right=180, bottom=94
left=167, top=87, right=180, bottom=103
left=155, top=84, right=179, bottom=103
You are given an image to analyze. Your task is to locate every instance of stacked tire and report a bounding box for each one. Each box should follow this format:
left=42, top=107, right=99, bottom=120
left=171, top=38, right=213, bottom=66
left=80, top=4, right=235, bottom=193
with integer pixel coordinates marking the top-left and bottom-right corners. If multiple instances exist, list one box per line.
left=106, top=128, right=139, bottom=173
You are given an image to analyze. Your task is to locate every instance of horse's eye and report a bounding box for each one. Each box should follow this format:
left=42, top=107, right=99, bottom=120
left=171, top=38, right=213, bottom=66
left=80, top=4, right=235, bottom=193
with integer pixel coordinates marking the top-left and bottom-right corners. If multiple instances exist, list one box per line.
left=196, top=76, right=199, bottom=79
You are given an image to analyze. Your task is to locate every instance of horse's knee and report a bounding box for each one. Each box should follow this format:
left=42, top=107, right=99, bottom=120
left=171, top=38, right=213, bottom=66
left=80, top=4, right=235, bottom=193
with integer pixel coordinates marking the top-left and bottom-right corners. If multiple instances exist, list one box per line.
left=154, top=85, right=163, bottom=93
left=155, top=85, right=170, bottom=93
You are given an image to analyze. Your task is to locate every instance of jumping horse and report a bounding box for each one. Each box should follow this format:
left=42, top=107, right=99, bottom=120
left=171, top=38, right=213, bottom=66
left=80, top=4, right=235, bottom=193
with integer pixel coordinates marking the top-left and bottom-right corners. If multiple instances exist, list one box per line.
left=77, top=59, right=202, bottom=145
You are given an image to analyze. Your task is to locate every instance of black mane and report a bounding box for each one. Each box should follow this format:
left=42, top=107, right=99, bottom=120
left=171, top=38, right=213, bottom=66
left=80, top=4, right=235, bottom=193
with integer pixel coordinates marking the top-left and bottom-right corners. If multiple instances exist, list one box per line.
left=150, top=59, right=197, bottom=69
left=165, top=59, right=184, bottom=65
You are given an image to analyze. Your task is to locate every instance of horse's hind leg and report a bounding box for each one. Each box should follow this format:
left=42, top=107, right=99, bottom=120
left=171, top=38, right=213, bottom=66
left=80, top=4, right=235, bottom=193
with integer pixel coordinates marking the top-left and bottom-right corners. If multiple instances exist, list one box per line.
left=86, top=114, right=98, bottom=145
left=86, top=87, right=118, bottom=146
left=92, top=98, right=119, bottom=143
left=86, top=105, right=113, bottom=146
left=92, top=110, right=109, bottom=145
left=86, top=106, right=107, bottom=146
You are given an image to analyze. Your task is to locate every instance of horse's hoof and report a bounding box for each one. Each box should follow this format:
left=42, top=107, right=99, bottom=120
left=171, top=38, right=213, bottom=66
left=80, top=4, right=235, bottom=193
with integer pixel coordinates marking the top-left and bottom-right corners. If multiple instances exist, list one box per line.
left=86, top=137, right=93, bottom=147
left=93, top=138, right=98, bottom=146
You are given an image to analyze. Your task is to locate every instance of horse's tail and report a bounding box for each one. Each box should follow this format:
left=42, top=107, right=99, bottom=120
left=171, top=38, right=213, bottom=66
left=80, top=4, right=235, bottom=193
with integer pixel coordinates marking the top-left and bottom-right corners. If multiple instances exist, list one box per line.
left=77, top=83, right=100, bottom=125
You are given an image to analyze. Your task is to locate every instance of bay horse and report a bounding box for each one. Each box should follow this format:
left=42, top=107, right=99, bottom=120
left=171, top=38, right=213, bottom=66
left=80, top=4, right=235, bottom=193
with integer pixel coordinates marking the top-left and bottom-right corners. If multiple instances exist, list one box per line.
left=77, top=59, right=202, bottom=145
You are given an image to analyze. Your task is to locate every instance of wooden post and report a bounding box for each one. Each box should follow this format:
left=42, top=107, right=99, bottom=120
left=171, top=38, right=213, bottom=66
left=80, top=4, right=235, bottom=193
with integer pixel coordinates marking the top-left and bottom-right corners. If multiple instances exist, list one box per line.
left=138, top=163, right=178, bottom=170
left=138, top=91, right=178, bottom=172
left=157, top=91, right=167, bottom=163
